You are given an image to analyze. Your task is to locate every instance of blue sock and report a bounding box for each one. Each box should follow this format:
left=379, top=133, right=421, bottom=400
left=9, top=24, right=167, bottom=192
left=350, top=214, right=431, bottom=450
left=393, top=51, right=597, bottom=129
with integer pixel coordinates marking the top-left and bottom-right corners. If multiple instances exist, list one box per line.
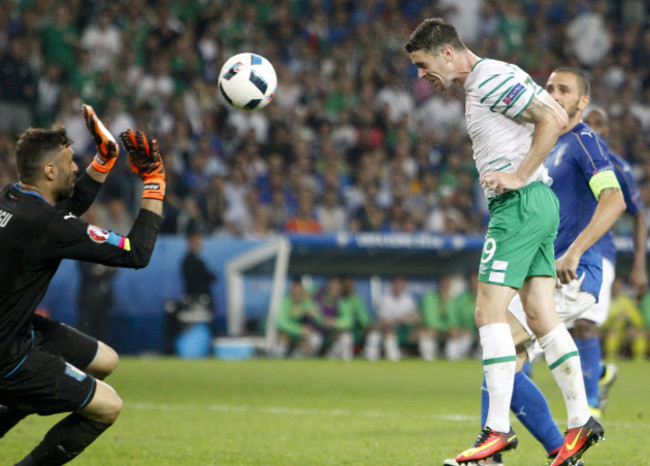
left=521, top=361, right=533, bottom=378
left=480, top=377, right=488, bottom=427
left=510, top=372, right=564, bottom=456
left=575, top=337, right=601, bottom=408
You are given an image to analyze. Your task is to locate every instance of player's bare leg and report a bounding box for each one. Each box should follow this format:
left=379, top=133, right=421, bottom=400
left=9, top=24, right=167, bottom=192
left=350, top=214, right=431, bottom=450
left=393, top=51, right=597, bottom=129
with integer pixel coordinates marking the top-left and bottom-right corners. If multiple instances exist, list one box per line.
left=86, top=341, right=119, bottom=380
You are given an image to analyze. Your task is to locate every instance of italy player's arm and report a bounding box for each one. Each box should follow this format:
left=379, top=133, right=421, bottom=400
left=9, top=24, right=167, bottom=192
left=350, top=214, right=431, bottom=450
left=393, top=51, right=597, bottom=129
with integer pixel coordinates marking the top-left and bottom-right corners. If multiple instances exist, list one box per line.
left=556, top=172, right=626, bottom=284
left=480, top=93, right=568, bottom=192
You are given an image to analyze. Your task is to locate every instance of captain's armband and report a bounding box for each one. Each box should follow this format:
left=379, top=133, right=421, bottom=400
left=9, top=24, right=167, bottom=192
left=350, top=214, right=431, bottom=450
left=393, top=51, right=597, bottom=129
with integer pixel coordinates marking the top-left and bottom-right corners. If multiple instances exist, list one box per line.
left=588, top=170, right=620, bottom=200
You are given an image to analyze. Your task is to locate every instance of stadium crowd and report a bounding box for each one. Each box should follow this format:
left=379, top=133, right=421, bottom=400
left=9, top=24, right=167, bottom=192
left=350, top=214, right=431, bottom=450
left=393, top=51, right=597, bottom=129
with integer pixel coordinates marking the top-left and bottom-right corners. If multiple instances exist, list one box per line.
left=1, top=0, right=650, bottom=358
left=1, top=0, right=650, bottom=237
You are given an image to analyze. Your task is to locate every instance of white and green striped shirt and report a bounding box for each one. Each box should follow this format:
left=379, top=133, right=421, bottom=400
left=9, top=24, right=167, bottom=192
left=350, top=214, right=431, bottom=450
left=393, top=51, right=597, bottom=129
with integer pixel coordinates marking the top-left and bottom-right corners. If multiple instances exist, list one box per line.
left=464, top=58, right=552, bottom=199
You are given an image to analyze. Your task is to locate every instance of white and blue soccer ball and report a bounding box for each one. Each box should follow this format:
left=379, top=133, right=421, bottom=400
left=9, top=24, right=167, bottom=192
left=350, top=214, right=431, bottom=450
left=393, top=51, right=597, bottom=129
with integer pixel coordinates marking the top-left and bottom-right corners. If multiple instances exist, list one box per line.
left=218, top=53, right=277, bottom=111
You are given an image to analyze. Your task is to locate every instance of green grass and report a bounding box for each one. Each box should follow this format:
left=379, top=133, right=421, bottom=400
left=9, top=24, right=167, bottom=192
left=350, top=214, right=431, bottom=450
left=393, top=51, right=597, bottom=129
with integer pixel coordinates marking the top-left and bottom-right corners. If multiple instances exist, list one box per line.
left=3, top=358, right=649, bottom=465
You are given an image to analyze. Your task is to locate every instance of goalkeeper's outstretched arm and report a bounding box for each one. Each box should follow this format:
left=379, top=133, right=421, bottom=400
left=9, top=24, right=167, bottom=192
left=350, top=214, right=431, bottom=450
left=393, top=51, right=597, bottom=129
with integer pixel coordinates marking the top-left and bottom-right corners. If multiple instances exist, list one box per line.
left=45, top=128, right=166, bottom=269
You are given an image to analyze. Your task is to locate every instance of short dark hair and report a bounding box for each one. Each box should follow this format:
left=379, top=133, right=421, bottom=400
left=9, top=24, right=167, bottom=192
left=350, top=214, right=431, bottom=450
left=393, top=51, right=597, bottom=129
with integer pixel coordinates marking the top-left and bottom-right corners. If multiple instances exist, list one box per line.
left=16, top=126, right=72, bottom=184
left=404, top=18, right=466, bottom=54
left=552, top=67, right=590, bottom=97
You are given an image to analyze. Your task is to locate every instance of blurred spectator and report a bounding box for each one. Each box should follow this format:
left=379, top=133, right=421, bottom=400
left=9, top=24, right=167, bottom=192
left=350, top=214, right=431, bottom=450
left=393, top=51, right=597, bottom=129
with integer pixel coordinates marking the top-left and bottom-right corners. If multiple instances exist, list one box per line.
left=418, top=277, right=450, bottom=361
left=374, top=64, right=416, bottom=126
left=640, top=292, right=650, bottom=355
left=80, top=10, right=122, bottom=72
left=168, top=227, right=217, bottom=352
left=181, top=227, right=216, bottom=306
left=96, top=195, right=133, bottom=236
left=244, top=204, right=277, bottom=239
left=35, top=62, right=63, bottom=126
left=0, top=36, right=35, bottom=134
left=39, top=4, right=79, bottom=73
left=337, top=276, right=372, bottom=359
left=566, top=0, right=612, bottom=66
left=444, top=274, right=479, bottom=361
left=274, top=279, right=324, bottom=358
left=416, top=87, right=464, bottom=139
left=383, top=199, right=411, bottom=233
left=222, top=165, right=251, bottom=235
left=349, top=181, right=386, bottom=232
left=312, top=277, right=348, bottom=359
left=137, top=58, right=175, bottom=104
left=601, top=278, right=647, bottom=361
left=438, top=0, right=482, bottom=46
left=365, top=276, right=420, bottom=361
left=315, top=188, right=346, bottom=233
left=285, top=188, right=322, bottom=234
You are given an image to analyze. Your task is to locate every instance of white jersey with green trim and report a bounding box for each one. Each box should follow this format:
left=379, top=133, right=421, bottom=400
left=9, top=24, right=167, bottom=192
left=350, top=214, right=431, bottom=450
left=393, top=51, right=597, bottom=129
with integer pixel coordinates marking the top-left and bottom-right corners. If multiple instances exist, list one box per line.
left=464, top=58, right=553, bottom=199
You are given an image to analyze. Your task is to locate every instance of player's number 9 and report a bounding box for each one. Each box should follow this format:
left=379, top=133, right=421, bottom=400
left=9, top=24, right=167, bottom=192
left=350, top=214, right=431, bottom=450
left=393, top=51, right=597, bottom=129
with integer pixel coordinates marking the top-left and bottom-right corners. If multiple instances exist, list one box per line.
left=481, top=238, right=497, bottom=263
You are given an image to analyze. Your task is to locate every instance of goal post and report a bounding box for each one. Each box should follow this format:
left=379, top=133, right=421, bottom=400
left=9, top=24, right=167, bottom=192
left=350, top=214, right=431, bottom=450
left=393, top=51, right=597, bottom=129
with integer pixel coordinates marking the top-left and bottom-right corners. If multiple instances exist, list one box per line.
left=225, top=237, right=291, bottom=340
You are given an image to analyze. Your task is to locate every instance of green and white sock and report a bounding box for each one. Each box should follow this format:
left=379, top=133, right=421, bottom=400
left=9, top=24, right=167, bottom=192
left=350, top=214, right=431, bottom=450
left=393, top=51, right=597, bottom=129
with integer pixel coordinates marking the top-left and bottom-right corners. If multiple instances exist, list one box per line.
left=480, top=323, right=516, bottom=433
left=538, top=324, right=590, bottom=428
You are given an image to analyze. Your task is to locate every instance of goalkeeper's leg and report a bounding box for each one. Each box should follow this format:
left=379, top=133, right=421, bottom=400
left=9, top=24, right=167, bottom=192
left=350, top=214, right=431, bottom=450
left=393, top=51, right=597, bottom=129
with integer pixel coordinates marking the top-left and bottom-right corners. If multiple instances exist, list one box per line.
left=2, top=318, right=121, bottom=439
left=16, top=381, right=121, bottom=466
left=0, top=406, right=31, bottom=438
left=85, top=341, right=119, bottom=380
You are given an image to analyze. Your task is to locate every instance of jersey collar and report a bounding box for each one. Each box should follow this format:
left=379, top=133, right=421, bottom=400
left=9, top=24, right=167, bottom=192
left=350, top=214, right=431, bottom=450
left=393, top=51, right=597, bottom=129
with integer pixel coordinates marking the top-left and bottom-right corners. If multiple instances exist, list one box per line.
left=12, top=183, right=53, bottom=205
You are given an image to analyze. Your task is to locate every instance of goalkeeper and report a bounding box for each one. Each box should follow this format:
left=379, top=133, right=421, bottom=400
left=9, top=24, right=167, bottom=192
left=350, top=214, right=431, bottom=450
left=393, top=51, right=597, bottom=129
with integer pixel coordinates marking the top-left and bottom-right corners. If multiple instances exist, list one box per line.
left=0, top=104, right=165, bottom=465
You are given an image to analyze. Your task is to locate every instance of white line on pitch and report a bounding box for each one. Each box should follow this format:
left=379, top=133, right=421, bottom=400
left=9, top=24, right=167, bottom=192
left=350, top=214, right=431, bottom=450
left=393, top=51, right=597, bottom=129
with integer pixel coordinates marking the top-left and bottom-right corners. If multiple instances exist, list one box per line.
left=128, top=401, right=476, bottom=422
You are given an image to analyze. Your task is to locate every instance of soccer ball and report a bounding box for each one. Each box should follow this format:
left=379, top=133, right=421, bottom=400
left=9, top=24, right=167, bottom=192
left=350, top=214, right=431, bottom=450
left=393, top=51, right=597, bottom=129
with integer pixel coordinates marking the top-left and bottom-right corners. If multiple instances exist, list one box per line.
left=218, top=53, right=277, bottom=111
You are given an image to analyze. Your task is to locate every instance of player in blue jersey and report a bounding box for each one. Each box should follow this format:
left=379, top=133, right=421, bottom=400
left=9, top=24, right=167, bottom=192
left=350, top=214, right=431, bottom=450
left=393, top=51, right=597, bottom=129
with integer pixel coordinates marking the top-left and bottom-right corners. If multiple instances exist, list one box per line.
left=584, top=106, right=647, bottom=302
left=445, top=69, right=626, bottom=466
left=583, top=106, right=647, bottom=413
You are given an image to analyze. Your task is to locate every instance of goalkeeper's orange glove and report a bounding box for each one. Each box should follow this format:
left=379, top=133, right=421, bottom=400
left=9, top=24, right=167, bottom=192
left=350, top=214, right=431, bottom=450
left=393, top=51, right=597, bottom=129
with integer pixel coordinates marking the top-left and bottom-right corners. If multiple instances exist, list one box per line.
left=119, top=129, right=165, bottom=201
left=82, top=104, right=119, bottom=173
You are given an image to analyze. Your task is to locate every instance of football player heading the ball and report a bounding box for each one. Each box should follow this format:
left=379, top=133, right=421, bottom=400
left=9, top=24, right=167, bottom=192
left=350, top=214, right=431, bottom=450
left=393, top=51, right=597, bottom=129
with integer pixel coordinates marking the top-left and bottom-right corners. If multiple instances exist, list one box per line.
left=405, top=18, right=601, bottom=466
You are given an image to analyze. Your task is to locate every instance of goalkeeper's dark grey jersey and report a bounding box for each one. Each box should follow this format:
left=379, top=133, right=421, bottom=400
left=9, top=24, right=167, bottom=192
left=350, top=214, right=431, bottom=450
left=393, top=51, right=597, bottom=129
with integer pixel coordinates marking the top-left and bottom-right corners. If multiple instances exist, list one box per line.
left=0, top=174, right=161, bottom=374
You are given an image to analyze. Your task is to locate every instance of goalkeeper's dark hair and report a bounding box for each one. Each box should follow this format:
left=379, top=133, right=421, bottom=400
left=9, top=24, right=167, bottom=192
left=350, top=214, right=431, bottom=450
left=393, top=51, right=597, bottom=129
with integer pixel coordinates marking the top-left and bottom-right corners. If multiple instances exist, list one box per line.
left=16, top=125, right=73, bottom=184
left=404, top=18, right=467, bottom=54
left=552, top=67, right=591, bottom=97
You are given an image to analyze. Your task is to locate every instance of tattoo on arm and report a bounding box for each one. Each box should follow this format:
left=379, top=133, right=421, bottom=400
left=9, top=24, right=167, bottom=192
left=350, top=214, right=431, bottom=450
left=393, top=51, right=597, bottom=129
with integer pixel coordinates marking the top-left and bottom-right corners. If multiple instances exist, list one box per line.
left=514, top=97, right=548, bottom=125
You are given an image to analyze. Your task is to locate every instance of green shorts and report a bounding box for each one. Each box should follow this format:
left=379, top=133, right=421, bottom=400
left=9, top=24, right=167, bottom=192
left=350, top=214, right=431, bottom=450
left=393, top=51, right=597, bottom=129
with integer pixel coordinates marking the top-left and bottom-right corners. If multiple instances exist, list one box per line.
left=478, top=182, right=559, bottom=289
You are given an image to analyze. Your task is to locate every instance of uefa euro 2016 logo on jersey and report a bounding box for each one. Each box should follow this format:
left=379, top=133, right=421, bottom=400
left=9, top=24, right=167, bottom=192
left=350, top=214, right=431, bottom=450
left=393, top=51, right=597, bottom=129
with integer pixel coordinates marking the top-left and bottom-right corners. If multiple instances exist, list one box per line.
left=86, top=224, right=109, bottom=243
left=503, top=83, right=524, bottom=105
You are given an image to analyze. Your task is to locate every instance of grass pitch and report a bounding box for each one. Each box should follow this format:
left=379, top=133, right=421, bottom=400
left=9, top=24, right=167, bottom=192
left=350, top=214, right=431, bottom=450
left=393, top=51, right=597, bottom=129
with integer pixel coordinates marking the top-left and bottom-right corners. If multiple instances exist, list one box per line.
left=3, top=357, right=649, bottom=465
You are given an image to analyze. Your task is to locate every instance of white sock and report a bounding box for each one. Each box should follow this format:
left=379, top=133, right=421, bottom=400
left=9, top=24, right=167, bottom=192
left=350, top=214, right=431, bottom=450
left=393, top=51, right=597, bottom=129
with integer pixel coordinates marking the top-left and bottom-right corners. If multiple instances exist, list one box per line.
left=384, top=334, right=401, bottom=361
left=364, top=331, right=381, bottom=361
left=445, top=334, right=473, bottom=361
left=326, top=335, right=343, bottom=358
left=418, top=335, right=436, bottom=361
left=339, top=331, right=354, bottom=361
left=306, top=332, right=323, bottom=356
left=480, top=323, right=516, bottom=433
left=273, top=341, right=288, bottom=358
left=538, top=325, right=590, bottom=428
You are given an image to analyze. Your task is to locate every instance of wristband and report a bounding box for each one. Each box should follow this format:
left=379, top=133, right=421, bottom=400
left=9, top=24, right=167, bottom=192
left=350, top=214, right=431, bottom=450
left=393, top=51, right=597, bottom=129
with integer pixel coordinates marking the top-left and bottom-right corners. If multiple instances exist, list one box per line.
left=142, top=173, right=165, bottom=200
left=91, top=153, right=117, bottom=173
